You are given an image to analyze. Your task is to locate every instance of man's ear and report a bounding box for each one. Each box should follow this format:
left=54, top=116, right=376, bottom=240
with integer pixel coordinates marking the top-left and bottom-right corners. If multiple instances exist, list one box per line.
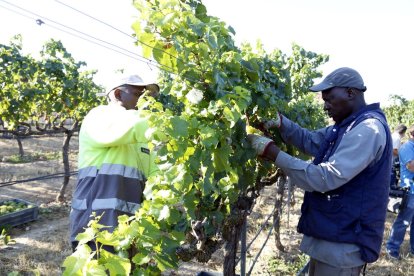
left=347, top=88, right=358, bottom=99
left=114, top=88, right=122, bottom=101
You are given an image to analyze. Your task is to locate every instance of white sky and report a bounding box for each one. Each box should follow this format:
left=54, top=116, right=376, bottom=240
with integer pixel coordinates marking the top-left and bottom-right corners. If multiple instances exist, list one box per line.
left=0, top=0, right=413, bottom=105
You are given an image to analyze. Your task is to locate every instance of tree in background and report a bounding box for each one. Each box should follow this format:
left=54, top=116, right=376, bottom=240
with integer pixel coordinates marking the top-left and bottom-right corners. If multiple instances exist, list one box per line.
left=0, top=35, right=104, bottom=201
left=383, top=94, right=414, bottom=130
left=0, top=35, right=41, bottom=156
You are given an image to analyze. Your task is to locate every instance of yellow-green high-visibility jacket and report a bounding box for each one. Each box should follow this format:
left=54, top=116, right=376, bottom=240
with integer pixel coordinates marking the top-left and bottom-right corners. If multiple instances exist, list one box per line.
left=69, top=104, right=158, bottom=242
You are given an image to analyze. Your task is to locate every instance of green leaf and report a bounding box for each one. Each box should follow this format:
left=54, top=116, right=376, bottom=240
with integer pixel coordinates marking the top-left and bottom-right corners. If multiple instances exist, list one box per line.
left=223, top=106, right=240, bottom=127
left=84, top=262, right=107, bottom=276
left=182, top=69, right=200, bottom=82
left=199, top=125, right=218, bottom=148
left=75, top=228, right=95, bottom=245
left=100, top=250, right=131, bottom=276
left=198, top=43, right=210, bottom=59
left=206, top=31, right=218, bottom=49
left=158, top=205, right=170, bottom=221
left=153, top=251, right=177, bottom=271
left=139, top=32, right=156, bottom=59
left=195, top=3, right=207, bottom=19
left=62, top=244, right=92, bottom=276
left=132, top=253, right=151, bottom=266
left=169, top=116, right=189, bottom=137
left=96, top=230, right=119, bottom=247
left=228, top=25, right=236, bottom=35
left=201, top=166, right=215, bottom=195
left=139, top=218, right=161, bottom=241
left=213, top=143, right=231, bottom=172
left=161, top=12, right=176, bottom=25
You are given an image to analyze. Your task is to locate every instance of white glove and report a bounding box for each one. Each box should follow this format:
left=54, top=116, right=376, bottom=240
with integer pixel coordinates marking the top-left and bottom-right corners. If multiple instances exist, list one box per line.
left=262, top=113, right=282, bottom=130
left=247, top=134, right=274, bottom=156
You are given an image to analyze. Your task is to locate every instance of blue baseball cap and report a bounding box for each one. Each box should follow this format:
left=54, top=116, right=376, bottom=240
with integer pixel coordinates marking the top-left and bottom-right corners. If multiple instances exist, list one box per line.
left=310, top=67, right=367, bottom=92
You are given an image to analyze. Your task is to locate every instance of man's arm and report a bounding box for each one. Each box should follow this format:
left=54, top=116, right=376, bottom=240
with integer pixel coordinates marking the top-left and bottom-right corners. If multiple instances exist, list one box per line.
left=278, top=115, right=329, bottom=157
left=257, top=118, right=387, bottom=192
left=398, top=142, right=414, bottom=188
left=82, top=106, right=149, bottom=147
left=407, top=160, right=414, bottom=172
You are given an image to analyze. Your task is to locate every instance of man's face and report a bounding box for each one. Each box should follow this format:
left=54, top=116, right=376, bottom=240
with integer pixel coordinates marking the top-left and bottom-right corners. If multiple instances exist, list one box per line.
left=321, top=87, right=352, bottom=124
left=118, top=85, right=146, bottom=110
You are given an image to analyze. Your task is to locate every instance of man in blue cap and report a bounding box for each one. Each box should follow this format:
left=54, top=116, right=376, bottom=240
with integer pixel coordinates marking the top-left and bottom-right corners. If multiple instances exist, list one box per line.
left=248, top=67, right=392, bottom=275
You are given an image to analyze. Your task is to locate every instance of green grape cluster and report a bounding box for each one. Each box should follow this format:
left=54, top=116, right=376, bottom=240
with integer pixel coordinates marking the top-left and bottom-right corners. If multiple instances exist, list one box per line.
left=0, top=200, right=32, bottom=216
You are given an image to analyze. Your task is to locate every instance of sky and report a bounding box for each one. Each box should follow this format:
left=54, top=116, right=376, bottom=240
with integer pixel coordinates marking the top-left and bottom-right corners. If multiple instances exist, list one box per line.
left=0, top=0, right=413, bottom=106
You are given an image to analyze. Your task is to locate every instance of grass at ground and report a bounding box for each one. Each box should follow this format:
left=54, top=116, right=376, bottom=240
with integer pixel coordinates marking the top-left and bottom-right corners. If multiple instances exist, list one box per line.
left=2, top=151, right=61, bottom=163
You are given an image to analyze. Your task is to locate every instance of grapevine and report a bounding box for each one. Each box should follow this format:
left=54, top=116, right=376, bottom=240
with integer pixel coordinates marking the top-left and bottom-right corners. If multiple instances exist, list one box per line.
left=63, top=0, right=328, bottom=274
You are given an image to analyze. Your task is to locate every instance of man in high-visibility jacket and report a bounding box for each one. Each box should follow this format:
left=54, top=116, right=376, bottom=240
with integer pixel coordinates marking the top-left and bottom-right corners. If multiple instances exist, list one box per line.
left=69, top=74, right=159, bottom=252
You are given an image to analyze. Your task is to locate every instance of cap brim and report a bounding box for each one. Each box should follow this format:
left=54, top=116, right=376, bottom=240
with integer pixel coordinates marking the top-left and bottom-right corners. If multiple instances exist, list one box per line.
left=125, top=82, right=159, bottom=97
left=309, top=81, right=334, bottom=92
left=107, top=82, right=160, bottom=97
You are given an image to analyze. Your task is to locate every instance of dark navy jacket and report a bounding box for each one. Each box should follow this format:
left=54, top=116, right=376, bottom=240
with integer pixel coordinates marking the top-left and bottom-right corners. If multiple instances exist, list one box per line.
left=297, top=104, right=392, bottom=263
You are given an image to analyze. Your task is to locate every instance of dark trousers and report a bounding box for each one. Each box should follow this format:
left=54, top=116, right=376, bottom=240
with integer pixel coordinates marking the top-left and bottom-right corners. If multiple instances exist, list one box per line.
left=308, top=258, right=364, bottom=276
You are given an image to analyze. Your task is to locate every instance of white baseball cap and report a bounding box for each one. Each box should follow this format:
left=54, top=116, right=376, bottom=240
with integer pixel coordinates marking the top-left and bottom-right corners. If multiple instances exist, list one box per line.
left=107, top=74, right=160, bottom=97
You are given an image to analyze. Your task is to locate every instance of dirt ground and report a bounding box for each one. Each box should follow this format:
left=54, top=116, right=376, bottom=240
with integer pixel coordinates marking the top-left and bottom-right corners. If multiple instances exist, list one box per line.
left=1, top=135, right=414, bottom=275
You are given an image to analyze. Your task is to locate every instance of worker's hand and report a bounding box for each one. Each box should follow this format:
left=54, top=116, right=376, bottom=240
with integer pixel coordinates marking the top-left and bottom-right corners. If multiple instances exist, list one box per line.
left=247, top=134, right=275, bottom=156
left=265, top=113, right=282, bottom=129
left=256, top=113, right=282, bottom=133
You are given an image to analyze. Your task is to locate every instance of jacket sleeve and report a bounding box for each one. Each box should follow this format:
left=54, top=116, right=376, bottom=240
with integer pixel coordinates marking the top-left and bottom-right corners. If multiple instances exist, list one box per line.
left=279, top=115, right=330, bottom=157
left=276, top=118, right=386, bottom=192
